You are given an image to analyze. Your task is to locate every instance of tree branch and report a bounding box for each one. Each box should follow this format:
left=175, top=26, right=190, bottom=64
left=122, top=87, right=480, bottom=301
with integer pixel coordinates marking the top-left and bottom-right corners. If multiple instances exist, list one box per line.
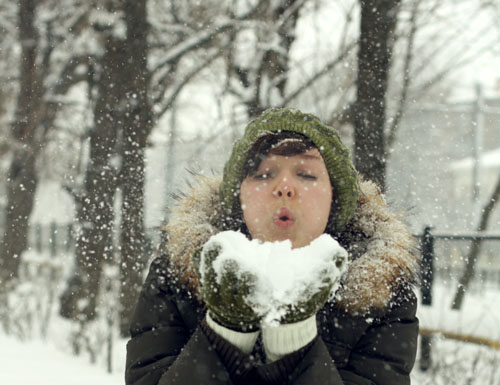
left=155, top=48, right=224, bottom=119
left=276, top=0, right=308, bottom=32
left=411, top=33, right=496, bottom=100
left=411, top=5, right=484, bottom=81
left=51, top=55, right=95, bottom=96
left=452, top=172, right=500, bottom=310
left=282, top=40, right=357, bottom=105
left=386, top=0, right=419, bottom=149
left=338, top=2, right=357, bottom=54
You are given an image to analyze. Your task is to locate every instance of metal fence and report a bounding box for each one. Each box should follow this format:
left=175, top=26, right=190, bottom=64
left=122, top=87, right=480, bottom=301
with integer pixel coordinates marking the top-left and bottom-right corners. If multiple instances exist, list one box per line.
left=27, top=223, right=74, bottom=256
left=417, top=226, right=500, bottom=371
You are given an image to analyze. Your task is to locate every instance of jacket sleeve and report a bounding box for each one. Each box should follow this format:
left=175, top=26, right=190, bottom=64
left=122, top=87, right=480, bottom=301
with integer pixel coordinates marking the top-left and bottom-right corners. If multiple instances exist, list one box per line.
left=125, top=257, right=231, bottom=385
left=322, top=287, right=419, bottom=385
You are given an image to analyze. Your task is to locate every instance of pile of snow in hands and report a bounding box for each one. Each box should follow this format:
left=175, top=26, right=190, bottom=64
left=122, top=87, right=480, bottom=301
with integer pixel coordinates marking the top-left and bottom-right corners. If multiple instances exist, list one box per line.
left=200, top=231, right=348, bottom=325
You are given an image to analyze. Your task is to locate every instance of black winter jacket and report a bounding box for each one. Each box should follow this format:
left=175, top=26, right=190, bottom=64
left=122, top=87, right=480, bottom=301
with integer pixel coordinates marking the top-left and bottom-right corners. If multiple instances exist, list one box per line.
left=126, top=177, right=419, bottom=385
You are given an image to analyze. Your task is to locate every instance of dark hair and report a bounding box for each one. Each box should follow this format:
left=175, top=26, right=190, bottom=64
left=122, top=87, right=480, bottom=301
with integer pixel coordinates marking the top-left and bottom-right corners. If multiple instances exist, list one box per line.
left=242, top=132, right=315, bottom=179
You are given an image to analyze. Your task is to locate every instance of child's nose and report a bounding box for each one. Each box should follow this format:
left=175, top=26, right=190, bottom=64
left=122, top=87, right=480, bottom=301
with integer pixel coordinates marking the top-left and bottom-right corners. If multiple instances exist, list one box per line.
left=273, top=177, right=296, bottom=198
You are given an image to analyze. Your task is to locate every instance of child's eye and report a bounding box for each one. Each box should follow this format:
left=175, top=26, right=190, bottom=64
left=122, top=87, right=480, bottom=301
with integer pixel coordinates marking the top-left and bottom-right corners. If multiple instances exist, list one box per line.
left=253, top=172, right=274, bottom=180
left=298, top=173, right=317, bottom=180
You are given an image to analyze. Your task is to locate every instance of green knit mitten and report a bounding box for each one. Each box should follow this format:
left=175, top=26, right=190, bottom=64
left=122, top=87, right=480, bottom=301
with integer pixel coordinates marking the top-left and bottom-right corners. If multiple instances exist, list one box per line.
left=193, top=245, right=261, bottom=332
left=277, top=254, right=345, bottom=325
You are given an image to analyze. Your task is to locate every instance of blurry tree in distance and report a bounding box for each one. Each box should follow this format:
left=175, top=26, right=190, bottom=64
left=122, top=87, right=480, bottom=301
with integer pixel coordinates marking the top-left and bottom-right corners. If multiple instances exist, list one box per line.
left=224, top=0, right=305, bottom=118
left=59, top=0, right=259, bottom=334
left=59, top=4, right=126, bottom=323
left=0, top=0, right=91, bottom=287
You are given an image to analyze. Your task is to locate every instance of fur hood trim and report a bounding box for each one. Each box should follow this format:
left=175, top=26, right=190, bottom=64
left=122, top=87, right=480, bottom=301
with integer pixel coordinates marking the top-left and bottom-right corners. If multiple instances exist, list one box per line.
left=163, top=176, right=419, bottom=316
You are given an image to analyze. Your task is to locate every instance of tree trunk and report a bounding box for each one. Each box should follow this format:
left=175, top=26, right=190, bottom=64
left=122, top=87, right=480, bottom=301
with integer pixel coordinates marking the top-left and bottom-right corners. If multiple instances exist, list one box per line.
left=59, top=36, right=125, bottom=321
left=451, top=173, right=500, bottom=310
left=1, top=0, right=89, bottom=289
left=119, top=144, right=148, bottom=336
left=0, top=0, right=41, bottom=286
left=118, top=0, right=152, bottom=336
left=353, top=0, right=401, bottom=191
left=1, top=152, right=38, bottom=285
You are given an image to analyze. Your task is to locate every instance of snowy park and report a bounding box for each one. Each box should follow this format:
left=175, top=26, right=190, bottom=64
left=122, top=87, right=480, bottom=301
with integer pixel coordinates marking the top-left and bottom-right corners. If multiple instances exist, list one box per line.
left=2, top=1, right=500, bottom=384
left=1, top=279, right=500, bottom=384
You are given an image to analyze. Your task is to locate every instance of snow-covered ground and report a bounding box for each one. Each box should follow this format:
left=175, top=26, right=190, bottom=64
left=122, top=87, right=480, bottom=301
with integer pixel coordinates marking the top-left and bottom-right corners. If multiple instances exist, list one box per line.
left=1, top=283, right=499, bottom=384
left=412, top=285, right=500, bottom=385
left=0, top=334, right=126, bottom=384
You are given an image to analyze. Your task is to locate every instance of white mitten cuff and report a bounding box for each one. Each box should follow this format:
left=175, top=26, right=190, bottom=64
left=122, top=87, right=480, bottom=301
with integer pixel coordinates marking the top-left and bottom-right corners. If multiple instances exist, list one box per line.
left=262, top=315, right=317, bottom=362
left=206, top=312, right=259, bottom=354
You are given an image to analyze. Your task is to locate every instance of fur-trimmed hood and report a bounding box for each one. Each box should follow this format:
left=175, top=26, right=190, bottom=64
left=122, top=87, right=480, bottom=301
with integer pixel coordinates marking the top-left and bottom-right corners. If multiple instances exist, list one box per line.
left=164, top=176, right=419, bottom=316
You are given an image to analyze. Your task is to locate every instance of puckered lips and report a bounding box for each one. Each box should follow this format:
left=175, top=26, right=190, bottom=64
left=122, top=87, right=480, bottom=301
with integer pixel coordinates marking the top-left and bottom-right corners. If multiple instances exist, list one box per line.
left=273, top=207, right=295, bottom=229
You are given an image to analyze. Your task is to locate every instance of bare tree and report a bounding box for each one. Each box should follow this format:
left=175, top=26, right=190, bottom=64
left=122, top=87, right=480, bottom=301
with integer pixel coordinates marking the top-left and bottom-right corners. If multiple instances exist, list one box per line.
left=59, top=27, right=125, bottom=321
left=117, top=0, right=310, bottom=334
left=385, top=0, right=498, bottom=145
left=386, top=0, right=419, bottom=148
left=451, top=173, right=500, bottom=309
left=225, top=0, right=307, bottom=118
left=117, top=0, right=152, bottom=336
left=276, top=1, right=496, bottom=189
left=0, top=0, right=90, bottom=287
left=0, top=0, right=41, bottom=287
left=353, top=0, right=402, bottom=191
left=59, top=0, right=256, bottom=330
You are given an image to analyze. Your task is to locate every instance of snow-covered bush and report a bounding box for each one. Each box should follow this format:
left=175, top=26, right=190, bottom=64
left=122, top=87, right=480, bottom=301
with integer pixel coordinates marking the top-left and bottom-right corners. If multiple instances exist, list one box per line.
left=0, top=250, right=120, bottom=372
left=1, top=250, right=64, bottom=340
left=413, top=336, right=500, bottom=385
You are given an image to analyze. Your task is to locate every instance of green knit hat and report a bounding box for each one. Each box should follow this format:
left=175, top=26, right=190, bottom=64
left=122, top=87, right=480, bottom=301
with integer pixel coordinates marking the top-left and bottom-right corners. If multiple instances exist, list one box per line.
left=220, top=107, right=359, bottom=233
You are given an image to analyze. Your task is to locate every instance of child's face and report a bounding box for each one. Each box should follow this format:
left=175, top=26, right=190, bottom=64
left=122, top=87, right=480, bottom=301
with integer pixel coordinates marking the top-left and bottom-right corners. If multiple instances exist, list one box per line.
left=240, top=148, right=332, bottom=249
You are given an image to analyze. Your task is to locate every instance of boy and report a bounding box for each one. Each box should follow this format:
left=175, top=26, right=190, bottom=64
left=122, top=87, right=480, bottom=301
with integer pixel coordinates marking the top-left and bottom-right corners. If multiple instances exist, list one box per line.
left=125, top=108, right=419, bottom=384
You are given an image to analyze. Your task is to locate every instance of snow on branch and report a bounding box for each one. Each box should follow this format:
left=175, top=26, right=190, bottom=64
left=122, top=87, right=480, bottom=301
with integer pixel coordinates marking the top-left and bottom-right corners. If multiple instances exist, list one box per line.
left=151, top=19, right=235, bottom=73
left=275, top=0, right=308, bottom=32
left=282, top=40, right=358, bottom=105
left=50, top=55, right=95, bottom=97
left=155, top=48, right=224, bottom=119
